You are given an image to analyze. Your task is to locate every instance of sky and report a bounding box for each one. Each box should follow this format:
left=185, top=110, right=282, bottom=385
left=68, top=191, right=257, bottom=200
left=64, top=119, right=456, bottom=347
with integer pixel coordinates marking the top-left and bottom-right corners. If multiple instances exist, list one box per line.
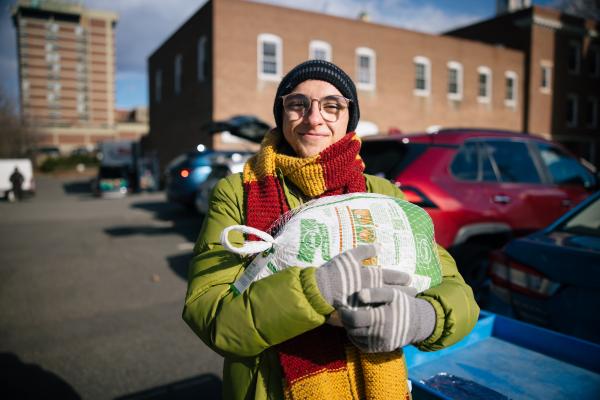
left=0, top=0, right=560, bottom=111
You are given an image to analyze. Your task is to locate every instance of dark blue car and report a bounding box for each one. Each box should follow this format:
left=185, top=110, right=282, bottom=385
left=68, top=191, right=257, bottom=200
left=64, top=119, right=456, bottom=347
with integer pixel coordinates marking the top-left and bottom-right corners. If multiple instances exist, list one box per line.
left=165, top=150, right=249, bottom=208
left=488, top=191, right=600, bottom=343
left=165, top=115, right=269, bottom=209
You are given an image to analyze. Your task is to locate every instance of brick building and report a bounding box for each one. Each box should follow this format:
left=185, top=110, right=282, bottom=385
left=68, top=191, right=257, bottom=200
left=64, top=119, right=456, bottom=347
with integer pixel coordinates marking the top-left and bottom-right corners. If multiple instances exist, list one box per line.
left=11, top=0, right=147, bottom=153
left=148, top=0, right=596, bottom=170
left=446, top=4, right=600, bottom=166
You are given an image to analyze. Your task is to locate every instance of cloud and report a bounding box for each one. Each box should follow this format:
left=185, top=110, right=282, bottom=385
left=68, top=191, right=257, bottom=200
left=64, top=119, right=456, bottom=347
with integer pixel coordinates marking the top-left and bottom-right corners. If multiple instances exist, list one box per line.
left=86, top=0, right=207, bottom=73
left=252, top=0, right=483, bottom=34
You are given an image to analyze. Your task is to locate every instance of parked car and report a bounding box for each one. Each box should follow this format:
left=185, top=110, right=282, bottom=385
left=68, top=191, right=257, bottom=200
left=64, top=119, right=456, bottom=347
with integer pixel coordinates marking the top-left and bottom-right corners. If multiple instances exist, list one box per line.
left=165, top=151, right=251, bottom=209
left=165, top=115, right=268, bottom=209
left=92, top=165, right=130, bottom=198
left=487, top=191, right=600, bottom=343
left=360, top=128, right=597, bottom=291
left=30, top=146, right=60, bottom=167
left=194, top=153, right=251, bottom=215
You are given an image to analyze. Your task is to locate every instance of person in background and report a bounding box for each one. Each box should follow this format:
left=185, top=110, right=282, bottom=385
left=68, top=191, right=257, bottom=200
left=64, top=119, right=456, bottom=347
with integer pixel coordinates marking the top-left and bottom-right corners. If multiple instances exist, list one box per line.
left=9, top=166, right=24, bottom=202
left=183, top=60, right=479, bottom=400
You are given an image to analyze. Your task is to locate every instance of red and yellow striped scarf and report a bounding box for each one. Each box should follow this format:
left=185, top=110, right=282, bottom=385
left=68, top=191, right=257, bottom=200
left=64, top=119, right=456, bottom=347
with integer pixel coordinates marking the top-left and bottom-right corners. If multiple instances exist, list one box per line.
left=242, top=129, right=410, bottom=400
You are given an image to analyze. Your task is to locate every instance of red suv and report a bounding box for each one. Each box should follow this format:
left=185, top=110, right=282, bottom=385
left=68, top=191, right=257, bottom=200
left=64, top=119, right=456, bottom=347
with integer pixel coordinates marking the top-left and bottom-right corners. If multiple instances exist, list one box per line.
left=361, top=129, right=597, bottom=290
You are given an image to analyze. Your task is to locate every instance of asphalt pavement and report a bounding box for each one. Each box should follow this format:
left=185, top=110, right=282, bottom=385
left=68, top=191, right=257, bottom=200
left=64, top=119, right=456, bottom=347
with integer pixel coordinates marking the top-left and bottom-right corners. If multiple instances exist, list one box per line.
left=0, top=173, right=223, bottom=399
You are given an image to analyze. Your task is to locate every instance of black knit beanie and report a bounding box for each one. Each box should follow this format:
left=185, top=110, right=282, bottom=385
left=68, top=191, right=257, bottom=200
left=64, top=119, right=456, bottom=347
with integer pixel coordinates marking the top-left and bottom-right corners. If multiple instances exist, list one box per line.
left=273, top=60, right=360, bottom=133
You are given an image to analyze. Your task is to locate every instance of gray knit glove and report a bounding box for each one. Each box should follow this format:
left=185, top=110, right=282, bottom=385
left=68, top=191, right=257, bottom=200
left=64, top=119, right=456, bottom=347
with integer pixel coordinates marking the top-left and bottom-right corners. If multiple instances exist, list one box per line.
left=340, top=287, right=436, bottom=353
left=315, top=244, right=412, bottom=308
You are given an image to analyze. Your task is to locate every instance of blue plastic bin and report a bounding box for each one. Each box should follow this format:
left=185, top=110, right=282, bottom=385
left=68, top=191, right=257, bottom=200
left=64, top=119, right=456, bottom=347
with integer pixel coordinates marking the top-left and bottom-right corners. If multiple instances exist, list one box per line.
left=405, top=311, right=600, bottom=399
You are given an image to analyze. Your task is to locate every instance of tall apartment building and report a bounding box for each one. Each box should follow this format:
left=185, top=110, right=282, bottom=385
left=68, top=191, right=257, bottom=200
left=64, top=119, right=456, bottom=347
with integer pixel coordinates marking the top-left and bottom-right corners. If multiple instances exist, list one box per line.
left=148, top=0, right=527, bottom=169
left=11, top=0, right=144, bottom=152
left=446, top=5, right=600, bottom=165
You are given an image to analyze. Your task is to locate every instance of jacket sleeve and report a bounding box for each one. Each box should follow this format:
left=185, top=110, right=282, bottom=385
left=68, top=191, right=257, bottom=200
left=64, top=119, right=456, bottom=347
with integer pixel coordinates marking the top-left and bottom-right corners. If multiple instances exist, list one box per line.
left=182, top=175, right=334, bottom=359
left=365, top=175, right=480, bottom=351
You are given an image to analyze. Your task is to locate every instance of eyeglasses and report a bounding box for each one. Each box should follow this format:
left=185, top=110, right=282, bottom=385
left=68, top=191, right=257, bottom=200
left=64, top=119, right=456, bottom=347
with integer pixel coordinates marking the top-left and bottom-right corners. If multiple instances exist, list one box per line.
left=281, top=93, right=351, bottom=122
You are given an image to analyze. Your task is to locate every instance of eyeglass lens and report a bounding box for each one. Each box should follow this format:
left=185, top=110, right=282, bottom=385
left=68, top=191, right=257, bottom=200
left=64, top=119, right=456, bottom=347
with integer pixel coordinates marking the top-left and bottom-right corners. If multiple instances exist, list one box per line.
left=283, top=94, right=349, bottom=122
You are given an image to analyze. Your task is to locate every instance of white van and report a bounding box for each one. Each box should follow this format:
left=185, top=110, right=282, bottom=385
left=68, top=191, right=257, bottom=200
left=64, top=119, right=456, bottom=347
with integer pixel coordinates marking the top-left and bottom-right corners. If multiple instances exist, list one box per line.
left=0, top=159, right=35, bottom=201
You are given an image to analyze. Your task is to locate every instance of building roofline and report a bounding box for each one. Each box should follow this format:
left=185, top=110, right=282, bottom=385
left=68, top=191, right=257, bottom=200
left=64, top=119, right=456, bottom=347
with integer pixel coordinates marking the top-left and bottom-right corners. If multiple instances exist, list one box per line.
left=149, top=0, right=495, bottom=62
left=445, top=5, right=597, bottom=37
left=12, top=0, right=118, bottom=22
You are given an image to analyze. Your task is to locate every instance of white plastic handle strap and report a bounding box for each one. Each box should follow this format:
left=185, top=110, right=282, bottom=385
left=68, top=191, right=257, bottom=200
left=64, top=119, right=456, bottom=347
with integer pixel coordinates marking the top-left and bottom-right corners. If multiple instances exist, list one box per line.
left=220, top=225, right=275, bottom=255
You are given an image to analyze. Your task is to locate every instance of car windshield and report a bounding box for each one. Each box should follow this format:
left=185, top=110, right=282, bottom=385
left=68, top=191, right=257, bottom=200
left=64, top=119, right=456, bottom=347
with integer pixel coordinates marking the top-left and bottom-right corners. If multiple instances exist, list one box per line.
left=558, top=195, right=600, bottom=237
left=361, top=140, right=428, bottom=180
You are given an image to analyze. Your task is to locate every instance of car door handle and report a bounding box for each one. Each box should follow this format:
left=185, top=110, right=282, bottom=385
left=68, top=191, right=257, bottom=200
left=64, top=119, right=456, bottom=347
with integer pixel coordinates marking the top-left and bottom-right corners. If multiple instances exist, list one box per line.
left=561, top=199, right=572, bottom=207
left=493, top=194, right=511, bottom=204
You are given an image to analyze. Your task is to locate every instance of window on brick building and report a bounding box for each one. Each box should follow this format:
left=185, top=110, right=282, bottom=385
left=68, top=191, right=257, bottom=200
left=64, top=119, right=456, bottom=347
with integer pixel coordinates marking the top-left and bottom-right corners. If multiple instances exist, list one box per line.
left=413, top=56, right=430, bottom=96
left=356, top=47, right=376, bottom=91
left=155, top=69, right=162, bottom=103
left=309, top=40, right=332, bottom=62
left=504, top=71, right=517, bottom=107
left=477, top=66, right=491, bottom=103
left=566, top=94, right=578, bottom=127
left=174, top=54, right=182, bottom=95
left=585, top=96, right=597, bottom=128
left=568, top=41, right=581, bottom=74
left=589, top=46, right=599, bottom=77
left=447, top=61, right=463, bottom=100
left=197, top=36, right=207, bottom=82
left=258, top=33, right=282, bottom=81
left=540, top=61, right=552, bottom=94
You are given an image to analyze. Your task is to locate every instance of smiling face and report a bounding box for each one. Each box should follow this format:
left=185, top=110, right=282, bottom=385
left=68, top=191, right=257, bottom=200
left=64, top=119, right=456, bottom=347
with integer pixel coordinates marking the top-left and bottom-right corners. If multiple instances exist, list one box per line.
left=281, top=80, right=350, bottom=158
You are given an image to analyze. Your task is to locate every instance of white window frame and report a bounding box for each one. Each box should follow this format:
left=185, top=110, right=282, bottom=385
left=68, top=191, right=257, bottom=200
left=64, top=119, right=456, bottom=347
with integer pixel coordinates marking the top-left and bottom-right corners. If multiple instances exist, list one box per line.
left=504, top=70, right=518, bottom=108
left=413, top=56, right=431, bottom=97
left=257, top=33, right=282, bottom=81
left=155, top=68, right=162, bottom=103
left=309, top=40, right=332, bottom=62
left=355, top=47, right=376, bottom=91
left=540, top=60, right=552, bottom=94
left=197, top=36, right=207, bottom=82
left=568, top=41, right=581, bottom=74
left=566, top=94, right=578, bottom=128
left=586, top=96, right=597, bottom=128
left=446, top=61, right=463, bottom=101
left=477, top=66, right=492, bottom=104
left=589, top=45, right=599, bottom=78
left=174, top=54, right=182, bottom=95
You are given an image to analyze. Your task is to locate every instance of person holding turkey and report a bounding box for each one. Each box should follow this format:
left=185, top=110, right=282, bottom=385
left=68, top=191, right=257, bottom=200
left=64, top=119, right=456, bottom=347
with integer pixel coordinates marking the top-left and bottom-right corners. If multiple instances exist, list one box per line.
left=183, top=59, right=479, bottom=400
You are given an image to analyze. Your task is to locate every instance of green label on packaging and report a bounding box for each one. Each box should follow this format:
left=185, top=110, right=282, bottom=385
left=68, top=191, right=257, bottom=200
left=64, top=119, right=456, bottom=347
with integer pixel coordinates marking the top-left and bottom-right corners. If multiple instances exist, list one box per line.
left=297, top=219, right=330, bottom=263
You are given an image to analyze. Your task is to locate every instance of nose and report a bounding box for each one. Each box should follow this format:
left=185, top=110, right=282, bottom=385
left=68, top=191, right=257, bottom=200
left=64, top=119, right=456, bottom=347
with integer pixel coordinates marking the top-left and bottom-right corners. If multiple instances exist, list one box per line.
left=304, top=99, right=324, bottom=125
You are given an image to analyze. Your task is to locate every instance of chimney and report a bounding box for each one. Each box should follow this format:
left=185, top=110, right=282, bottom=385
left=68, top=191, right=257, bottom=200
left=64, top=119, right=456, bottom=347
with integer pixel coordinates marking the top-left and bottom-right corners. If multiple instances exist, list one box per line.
left=496, top=0, right=531, bottom=15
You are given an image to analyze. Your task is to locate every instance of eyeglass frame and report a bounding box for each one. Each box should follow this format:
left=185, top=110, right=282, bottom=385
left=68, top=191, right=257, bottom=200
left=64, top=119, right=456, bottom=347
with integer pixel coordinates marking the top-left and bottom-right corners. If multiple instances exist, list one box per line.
left=280, top=93, right=352, bottom=122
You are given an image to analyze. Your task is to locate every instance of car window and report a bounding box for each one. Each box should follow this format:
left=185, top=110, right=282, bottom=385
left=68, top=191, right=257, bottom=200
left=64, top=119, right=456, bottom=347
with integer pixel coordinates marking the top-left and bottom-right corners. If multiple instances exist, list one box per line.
left=451, top=142, right=497, bottom=182
left=536, top=143, right=596, bottom=188
left=99, top=166, right=127, bottom=179
left=483, top=140, right=541, bottom=183
left=450, top=142, right=477, bottom=180
left=560, top=196, right=600, bottom=237
left=361, top=140, right=427, bottom=181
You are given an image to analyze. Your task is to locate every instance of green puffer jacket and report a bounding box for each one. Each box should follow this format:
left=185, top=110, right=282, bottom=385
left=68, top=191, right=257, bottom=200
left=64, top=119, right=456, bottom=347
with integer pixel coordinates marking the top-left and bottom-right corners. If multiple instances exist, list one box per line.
left=183, top=172, right=479, bottom=400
